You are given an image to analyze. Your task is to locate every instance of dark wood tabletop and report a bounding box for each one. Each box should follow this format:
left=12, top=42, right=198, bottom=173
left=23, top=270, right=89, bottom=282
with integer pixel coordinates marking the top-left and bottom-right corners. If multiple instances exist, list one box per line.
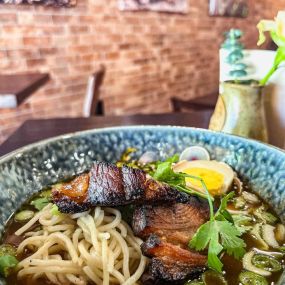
left=0, top=111, right=212, bottom=157
left=0, top=73, right=50, bottom=108
left=171, top=94, right=218, bottom=112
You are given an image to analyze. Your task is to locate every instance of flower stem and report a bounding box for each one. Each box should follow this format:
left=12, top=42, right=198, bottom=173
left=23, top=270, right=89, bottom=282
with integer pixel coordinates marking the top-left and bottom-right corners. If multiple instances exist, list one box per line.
left=260, top=65, right=277, bottom=86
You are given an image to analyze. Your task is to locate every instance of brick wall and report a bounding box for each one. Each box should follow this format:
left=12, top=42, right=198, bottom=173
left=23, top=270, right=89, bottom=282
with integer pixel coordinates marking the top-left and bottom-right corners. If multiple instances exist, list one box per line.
left=0, top=0, right=285, bottom=143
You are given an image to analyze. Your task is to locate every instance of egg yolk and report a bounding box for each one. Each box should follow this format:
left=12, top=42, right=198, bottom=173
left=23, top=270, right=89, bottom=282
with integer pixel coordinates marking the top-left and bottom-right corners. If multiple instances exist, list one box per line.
left=184, top=167, right=225, bottom=196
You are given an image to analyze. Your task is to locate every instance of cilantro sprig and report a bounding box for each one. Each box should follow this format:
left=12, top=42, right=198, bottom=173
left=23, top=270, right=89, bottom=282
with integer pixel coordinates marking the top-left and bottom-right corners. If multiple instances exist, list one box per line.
left=189, top=190, right=246, bottom=272
left=152, top=155, right=246, bottom=273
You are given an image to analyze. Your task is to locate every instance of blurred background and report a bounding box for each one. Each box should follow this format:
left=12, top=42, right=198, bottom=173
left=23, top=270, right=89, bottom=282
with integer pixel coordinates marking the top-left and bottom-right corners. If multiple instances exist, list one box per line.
left=0, top=0, right=284, bottom=144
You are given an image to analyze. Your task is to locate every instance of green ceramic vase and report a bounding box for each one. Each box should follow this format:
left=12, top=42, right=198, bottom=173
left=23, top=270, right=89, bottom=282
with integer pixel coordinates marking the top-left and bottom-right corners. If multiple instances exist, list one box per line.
left=209, top=81, right=268, bottom=142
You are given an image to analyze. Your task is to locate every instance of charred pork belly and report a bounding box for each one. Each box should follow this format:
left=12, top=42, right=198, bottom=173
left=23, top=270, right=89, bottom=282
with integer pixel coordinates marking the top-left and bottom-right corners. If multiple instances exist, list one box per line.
left=52, top=161, right=188, bottom=213
left=132, top=198, right=209, bottom=248
left=142, top=235, right=206, bottom=282
left=52, top=173, right=91, bottom=213
left=133, top=199, right=209, bottom=283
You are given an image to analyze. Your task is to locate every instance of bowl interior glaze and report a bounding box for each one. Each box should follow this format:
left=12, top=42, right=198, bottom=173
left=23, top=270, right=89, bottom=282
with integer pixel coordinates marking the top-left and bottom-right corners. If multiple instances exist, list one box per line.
left=0, top=126, right=285, bottom=284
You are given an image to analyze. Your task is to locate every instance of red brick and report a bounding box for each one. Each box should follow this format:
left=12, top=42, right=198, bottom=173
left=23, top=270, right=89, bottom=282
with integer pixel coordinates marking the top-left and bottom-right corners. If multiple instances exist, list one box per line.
left=26, top=58, right=46, bottom=67
left=52, top=15, right=72, bottom=23
left=69, top=25, right=89, bottom=33
left=0, top=13, right=17, bottom=23
left=23, top=36, right=51, bottom=46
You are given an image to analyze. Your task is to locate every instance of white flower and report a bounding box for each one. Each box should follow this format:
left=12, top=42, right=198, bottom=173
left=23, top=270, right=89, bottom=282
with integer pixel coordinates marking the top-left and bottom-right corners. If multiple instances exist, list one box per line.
left=276, top=11, right=285, bottom=38
left=257, top=10, right=285, bottom=46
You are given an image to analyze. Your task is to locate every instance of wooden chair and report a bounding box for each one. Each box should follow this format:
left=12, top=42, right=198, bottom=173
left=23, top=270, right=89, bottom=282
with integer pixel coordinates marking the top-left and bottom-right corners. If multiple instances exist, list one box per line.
left=83, top=65, right=106, bottom=117
left=171, top=93, right=218, bottom=113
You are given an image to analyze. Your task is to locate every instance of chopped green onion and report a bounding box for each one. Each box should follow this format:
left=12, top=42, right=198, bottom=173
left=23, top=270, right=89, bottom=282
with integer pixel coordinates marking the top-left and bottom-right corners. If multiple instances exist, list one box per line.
left=239, top=271, right=268, bottom=285
left=30, top=197, right=50, bottom=211
left=184, top=281, right=204, bottom=285
left=250, top=224, right=269, bottom=250
left=0, top=255, right=18, bottom=277
left=254, top=207, right=277, bottom=224
left=242, top=191, right=260, bottom=204
left=0, top=245, right=18, bottom=278
left=234, top=196, right=246, bottom=209
left=275, top=224, right=285, bottom=243
left=252, top=254, right=282, bottom=272
left=39, top=189, right=52, bottom=198
left=51, top=204, right=60, bottom=216
left=242, top=251, right=271, bottom=277
left=0, top=245, right=16, bottom=257
left=232, top=214, right=253, bottom=234
left=202, top=270, right=228, bottom=284
left=14, top=210, right=34, bottom=222
left=262, top=224, right=279, bottom=249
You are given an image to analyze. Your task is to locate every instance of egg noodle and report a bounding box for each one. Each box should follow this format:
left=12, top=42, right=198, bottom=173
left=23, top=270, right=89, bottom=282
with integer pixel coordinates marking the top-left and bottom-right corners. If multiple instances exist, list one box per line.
left=14, top=204, right=147, bottom=285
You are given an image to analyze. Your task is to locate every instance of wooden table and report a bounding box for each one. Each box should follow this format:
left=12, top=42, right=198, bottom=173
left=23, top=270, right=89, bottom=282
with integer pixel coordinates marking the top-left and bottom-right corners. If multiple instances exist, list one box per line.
left=0, top=111, right=213, bottom=156
left=171, top=94, right=218, bottom=112
left=0, top=73, right=50, bottom=108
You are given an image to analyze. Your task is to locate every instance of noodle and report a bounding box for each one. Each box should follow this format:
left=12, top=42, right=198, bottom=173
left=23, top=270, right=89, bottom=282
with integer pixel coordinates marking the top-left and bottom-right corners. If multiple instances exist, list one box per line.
left=15, top=204, right=147, bottom=285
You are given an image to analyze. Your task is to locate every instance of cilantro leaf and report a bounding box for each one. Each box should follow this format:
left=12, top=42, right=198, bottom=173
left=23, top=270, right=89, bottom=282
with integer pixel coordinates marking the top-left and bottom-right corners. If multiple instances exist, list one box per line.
left=207, top=225, right=223, bottom=273
left=189, top=191, right=246, bottom=272
left=0, top=255, right=18, bottom=277
left=218, top=220, right=246, bottom=259
left=189, top=219, right=246, bottom=272
left=215, top=192, right=234, bottom=223
left=189, top=222, right=212, bottom=251
left=30, top=197, right=50, bottom=211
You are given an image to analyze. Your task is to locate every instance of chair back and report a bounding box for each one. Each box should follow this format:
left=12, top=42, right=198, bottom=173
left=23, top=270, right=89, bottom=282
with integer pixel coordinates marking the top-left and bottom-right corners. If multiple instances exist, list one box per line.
left=83, top=65, right=105, bottom=117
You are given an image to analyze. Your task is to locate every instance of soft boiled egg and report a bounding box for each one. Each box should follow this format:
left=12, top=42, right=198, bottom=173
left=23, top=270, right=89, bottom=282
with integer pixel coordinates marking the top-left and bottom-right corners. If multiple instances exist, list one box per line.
left=173, top=160, right=234, bottom=196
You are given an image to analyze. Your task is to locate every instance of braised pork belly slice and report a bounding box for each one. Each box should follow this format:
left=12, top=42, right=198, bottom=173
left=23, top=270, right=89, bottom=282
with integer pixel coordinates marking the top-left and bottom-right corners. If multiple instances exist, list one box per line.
left=132, top=197, right=209, bottom=247
left=52, top=161, right=189, bottom=213
left=52, top=173, right=91, bottom=213
left=142, top=235, right=207, bottom=282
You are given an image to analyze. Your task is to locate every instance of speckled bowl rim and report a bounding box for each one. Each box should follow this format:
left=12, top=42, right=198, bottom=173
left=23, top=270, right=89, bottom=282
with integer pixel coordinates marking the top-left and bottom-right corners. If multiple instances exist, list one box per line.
left=1, top=125, right=284, bottom=163
left=0, top=125, right=285, bottom=284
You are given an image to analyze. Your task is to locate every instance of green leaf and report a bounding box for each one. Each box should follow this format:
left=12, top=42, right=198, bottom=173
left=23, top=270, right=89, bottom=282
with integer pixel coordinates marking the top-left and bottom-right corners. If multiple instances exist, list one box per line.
left=215, top=192, right=235, bottom=222
left=30, top=197, right=50, bottom=211
left=207, top=223, right=223, bottom=272
left=218, top=221, right=246, bottom=259
left=190, top=191, right=246, bottom=272
left=217, top=192, right=234, bottom=213
left=152, top=161, right=173, bottom=181
left=189, top=222, right=212, bottom=251
left=0, top=255, right=18, bottom=277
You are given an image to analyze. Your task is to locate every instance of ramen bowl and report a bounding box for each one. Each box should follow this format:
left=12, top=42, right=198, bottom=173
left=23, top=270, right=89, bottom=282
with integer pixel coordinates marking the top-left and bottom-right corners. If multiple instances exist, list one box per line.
left=0, top=126, right=285, bottom=284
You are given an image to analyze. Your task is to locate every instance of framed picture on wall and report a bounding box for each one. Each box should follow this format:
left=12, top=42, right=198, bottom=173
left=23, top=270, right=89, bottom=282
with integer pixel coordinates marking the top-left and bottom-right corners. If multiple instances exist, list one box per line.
left=209, top=0, right=248, bottom=18
left=0, top=0, right=76, bottom=7
left=119, top=0, right=188, bottom=13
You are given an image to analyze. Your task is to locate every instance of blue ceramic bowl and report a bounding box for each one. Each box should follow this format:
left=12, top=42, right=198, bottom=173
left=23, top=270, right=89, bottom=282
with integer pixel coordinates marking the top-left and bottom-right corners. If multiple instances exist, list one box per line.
left=0, top=126, right=285, bottom=284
